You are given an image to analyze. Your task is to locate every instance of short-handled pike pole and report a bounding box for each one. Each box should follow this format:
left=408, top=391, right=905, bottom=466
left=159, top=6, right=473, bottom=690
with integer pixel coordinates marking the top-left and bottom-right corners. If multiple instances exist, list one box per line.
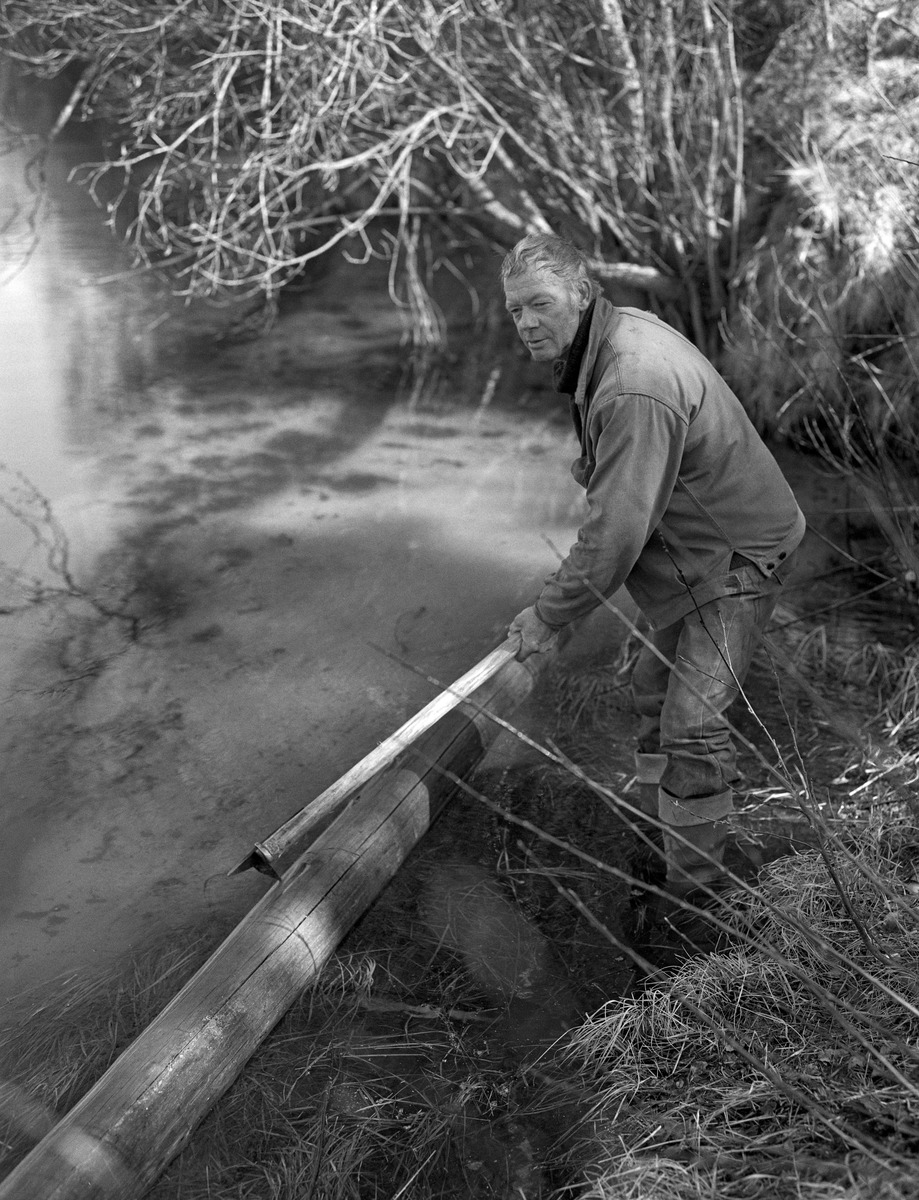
left=229, top=637, right=519, bottom=878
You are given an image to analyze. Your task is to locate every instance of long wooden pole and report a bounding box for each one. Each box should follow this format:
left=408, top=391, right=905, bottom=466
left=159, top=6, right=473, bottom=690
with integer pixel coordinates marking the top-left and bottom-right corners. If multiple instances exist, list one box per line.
left=231, top=637, right=518, bottom=876
left=0, top=651, right=538, bottom=1200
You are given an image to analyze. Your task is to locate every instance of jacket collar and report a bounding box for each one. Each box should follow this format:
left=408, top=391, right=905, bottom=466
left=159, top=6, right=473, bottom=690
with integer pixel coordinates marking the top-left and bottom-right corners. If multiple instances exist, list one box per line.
left=553, top=299, right=596, bottom=394
left=573, top=295, right=618, bottom=408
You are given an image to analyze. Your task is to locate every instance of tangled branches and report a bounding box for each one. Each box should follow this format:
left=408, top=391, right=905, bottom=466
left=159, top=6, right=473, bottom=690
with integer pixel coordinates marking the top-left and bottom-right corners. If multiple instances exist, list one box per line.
left=0, top=1, right=747, bottom=342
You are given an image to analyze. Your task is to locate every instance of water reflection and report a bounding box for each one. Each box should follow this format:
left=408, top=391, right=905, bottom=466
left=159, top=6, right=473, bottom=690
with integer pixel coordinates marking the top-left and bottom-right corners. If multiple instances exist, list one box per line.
left=0, top=130, right=137, bottom=578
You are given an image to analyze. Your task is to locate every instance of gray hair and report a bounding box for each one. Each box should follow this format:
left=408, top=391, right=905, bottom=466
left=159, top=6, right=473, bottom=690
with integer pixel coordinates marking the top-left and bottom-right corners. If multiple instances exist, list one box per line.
left=500, top=233, right=598, bottom=296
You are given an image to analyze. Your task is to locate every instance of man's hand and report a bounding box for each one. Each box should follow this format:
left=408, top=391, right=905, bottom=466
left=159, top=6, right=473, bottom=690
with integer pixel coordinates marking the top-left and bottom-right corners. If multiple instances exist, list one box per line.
left=508, top=606, right=560, bottom=662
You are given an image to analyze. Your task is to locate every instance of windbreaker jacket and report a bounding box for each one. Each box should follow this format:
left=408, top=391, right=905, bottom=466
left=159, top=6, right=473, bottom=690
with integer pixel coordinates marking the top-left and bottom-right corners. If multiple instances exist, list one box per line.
left=533, top=298, right=806, bottom=630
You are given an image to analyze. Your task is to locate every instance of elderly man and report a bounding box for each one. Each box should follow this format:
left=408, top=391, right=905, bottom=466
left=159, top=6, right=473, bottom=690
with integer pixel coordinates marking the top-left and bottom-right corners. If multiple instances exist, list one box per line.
left=503, top=233, right=804, bottom=912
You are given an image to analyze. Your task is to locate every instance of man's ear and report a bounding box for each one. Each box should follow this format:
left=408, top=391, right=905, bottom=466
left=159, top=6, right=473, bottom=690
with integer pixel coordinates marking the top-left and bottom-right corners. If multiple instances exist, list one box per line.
left=577, top=277, right=593, bottom=310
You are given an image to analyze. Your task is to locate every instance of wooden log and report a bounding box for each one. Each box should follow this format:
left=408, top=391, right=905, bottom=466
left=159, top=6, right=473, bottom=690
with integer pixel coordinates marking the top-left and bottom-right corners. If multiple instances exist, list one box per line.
left=231, top=637, right=519, bottom=877
left=0, top=652, right=540, bottom=1200
left=589, top=260, right=682, bottom=301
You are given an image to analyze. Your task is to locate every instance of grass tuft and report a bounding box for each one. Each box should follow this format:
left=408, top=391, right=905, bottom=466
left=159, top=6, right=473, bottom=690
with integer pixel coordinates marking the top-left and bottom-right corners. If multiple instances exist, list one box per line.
left=562, top=817, right=919, bottom=1199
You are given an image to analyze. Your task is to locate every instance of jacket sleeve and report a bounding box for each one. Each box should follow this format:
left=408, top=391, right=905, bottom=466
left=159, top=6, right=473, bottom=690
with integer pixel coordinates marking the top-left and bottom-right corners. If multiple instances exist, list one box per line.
left=533, top=391, right=688, bottom=626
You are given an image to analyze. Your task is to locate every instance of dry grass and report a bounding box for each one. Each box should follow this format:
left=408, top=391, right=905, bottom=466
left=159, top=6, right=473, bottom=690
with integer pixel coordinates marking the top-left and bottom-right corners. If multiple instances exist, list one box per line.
left=0, top=935, right=530, bottom=1198
left=0, top=933, right=214, bottom=1177
left=0, top=934, right=211, bottom=1113
left=563, top=814, right=919, bottom=1199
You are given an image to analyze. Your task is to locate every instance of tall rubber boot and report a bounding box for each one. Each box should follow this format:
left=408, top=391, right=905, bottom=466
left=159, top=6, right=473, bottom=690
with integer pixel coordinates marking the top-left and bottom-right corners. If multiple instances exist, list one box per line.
left=657, top=786, right=733, bottom=898
left=661, top=820, right=729, bottom=898
left=630, top=753, right=668, bottom=886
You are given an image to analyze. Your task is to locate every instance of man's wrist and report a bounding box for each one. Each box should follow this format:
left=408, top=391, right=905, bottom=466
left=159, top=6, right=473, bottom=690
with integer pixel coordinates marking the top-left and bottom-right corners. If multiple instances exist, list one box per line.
left=532, top=602, right=563, bottom=631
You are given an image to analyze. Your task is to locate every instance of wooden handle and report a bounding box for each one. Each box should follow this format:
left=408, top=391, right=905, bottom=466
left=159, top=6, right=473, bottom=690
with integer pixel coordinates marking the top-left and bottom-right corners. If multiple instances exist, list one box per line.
left=231, top=638, right=519, bottom=874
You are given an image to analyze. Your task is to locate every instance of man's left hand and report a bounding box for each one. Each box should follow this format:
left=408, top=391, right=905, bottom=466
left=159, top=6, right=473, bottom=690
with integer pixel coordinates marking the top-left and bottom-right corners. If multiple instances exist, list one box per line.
left=508, top=606, right=560, bottom=662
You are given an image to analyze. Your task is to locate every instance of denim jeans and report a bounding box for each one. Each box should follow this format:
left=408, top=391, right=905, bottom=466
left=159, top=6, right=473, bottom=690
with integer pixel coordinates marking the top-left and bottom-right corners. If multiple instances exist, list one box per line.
left=631, top=560, right=786, bottom=827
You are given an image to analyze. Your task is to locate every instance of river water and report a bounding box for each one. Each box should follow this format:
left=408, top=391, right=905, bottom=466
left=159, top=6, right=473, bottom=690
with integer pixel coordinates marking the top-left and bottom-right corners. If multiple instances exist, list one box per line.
left=0, top=123, right=607, bottom=1007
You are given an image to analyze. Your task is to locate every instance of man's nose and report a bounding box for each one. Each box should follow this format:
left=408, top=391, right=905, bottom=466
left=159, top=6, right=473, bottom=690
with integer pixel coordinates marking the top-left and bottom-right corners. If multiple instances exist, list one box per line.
left=520, top=309, right=539, bottom=329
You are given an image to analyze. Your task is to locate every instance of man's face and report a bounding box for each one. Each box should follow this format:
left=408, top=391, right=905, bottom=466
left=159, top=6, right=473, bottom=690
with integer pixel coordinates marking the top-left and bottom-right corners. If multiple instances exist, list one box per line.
left=503, top=266, right=589, bottom=362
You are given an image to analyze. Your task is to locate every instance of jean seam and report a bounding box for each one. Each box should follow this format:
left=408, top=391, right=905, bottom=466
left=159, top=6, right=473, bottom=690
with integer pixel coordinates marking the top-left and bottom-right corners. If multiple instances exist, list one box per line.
left=692, top=600, right=738, bottom=752
left=635, top=575, right=783, bottom=801
left=663, top=596, right=746, bottom=798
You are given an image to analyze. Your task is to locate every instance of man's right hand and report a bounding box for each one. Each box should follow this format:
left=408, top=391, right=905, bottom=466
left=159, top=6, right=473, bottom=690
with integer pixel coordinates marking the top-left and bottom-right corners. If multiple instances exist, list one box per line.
left=507, top=605, right=560, bottom=662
